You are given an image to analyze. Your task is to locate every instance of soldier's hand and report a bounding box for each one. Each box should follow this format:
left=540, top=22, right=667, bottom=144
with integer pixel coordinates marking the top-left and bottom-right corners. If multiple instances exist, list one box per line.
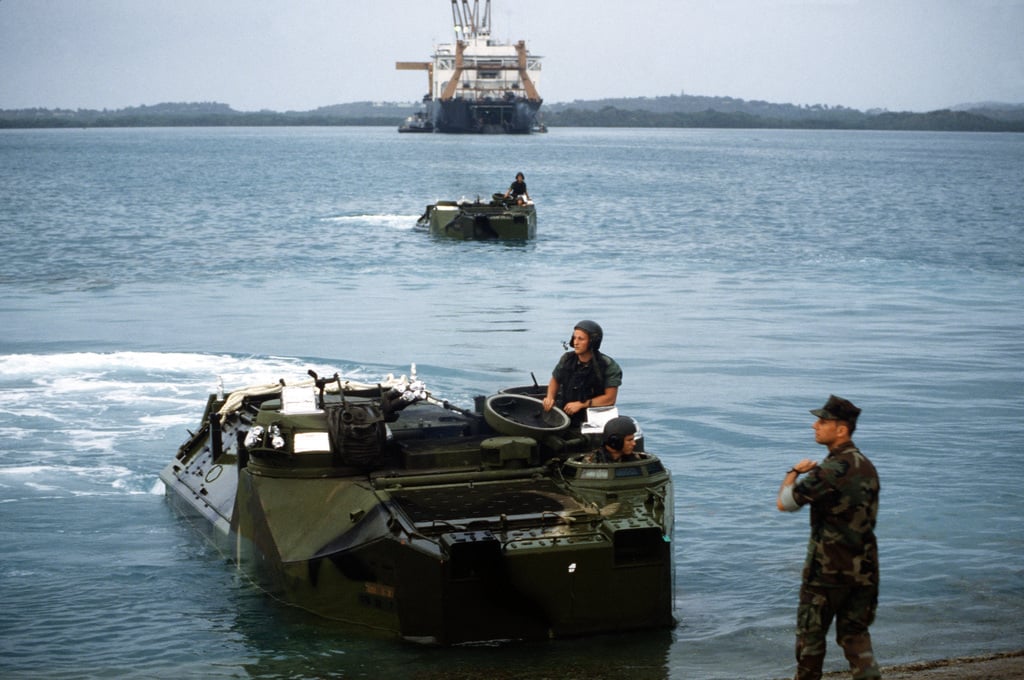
left=790, top=459, right=818, bottom=474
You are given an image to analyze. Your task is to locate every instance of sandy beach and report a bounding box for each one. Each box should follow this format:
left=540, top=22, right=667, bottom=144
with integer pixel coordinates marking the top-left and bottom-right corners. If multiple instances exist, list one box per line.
left=815, top=650, right=1024, bottom=679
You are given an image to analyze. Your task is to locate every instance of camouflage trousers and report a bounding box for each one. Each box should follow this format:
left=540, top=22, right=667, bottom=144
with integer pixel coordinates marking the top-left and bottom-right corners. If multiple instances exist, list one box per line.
left=794, top=583, right=881, bottom=680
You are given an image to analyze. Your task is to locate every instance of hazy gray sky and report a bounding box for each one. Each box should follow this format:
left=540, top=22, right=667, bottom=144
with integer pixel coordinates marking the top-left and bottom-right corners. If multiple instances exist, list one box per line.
left=2, top=0, right=1022, bottom=112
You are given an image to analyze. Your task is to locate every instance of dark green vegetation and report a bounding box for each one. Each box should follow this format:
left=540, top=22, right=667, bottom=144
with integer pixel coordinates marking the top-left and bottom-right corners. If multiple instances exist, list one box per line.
left=0, top=101, right=397, bottom=128
left=3, top=96, right=1022, bottom=131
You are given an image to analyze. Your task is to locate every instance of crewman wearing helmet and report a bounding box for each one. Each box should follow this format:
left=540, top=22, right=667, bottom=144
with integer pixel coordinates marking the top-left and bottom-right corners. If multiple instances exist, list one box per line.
left=542, top=320, right=622, bottom=425
left=586, top=416, right=645, bottom=463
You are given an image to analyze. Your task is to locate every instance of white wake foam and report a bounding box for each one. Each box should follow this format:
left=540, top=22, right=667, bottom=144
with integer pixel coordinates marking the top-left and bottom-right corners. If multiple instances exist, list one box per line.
left=322, top=213, right=419, bottom=231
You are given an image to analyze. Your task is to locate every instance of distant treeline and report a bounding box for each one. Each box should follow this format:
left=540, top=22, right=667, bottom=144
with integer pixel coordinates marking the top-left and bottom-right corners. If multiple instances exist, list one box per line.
left=3, top=96, right=1023, bottom=132
left=0, top=102, right=398, bottom=129
left=544, top=106, right=1024, bottom=132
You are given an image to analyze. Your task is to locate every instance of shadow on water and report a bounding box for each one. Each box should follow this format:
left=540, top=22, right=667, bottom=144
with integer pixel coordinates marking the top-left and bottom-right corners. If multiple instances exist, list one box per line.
left=234, top=612, right=677, bottom=680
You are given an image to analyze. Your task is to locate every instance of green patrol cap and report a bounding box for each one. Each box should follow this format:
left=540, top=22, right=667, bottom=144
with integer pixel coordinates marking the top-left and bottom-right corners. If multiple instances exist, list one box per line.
left=810, top=394, right=861, bottom=425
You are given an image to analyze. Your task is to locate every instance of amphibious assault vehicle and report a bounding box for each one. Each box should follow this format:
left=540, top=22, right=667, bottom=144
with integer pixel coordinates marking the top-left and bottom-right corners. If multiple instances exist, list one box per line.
left=161, top=367, right=674, bottom=644
left=417, top=194, right=537, bottom=240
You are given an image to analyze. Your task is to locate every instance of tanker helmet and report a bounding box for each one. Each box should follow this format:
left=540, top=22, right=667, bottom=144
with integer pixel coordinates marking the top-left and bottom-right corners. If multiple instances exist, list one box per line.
left=603, top=415, right=637, bottom=450
left=573, top=320, right=603, bottom=351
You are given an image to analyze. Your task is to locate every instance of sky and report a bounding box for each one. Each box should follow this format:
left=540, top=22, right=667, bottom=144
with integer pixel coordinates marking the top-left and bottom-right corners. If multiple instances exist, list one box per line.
left=1, top=0, right=1022, bottom=113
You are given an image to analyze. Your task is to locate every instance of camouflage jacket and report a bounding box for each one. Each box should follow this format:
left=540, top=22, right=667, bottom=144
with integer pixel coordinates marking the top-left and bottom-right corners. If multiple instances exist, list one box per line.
left=585, top=448, right=645, bottom=464
left=793, top=441, right=880, bottom=587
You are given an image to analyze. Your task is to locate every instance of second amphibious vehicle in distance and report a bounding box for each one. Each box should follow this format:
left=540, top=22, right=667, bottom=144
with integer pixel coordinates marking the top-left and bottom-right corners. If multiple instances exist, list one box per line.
left=417, top=194, right=537, bottom=240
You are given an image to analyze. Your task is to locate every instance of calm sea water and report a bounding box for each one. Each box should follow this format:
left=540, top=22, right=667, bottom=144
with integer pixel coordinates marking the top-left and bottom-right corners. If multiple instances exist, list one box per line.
left=1, top=126, right=1022, bottom=679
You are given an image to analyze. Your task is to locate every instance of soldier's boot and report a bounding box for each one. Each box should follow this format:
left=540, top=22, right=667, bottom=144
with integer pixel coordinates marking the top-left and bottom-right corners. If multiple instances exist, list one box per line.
left=839, top=632, right=881, bottom=680
left=795, top=636, right=826, bottom=680
left=794, top=653, right=825, bottom=680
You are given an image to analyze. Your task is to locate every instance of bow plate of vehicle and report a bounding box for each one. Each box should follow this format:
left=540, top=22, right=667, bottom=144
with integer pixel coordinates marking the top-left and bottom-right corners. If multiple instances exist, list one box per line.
left=417, top=194, right=536, bottom=240
left=160, top=367, right=674, bottom=644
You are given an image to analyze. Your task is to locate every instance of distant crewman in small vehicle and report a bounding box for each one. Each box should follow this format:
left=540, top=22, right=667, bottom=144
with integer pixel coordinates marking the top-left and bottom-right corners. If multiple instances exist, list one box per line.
left=542, top=320, right=622, bottom=426
left=587, top=416, right=645, bottom=463
left=503, top=171, right=531, bottom=205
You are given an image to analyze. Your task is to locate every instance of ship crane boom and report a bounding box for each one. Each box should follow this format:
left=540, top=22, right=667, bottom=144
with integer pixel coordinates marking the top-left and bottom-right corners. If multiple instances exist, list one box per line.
left=516, top=41, right=541, bottom=102
left=451, top=0, right=491, bottom=40
left=396, top=61, right=434, bottom=94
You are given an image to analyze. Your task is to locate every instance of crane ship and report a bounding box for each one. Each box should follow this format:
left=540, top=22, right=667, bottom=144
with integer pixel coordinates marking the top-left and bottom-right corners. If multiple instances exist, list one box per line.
left=397, top=0, right=543, bottom=134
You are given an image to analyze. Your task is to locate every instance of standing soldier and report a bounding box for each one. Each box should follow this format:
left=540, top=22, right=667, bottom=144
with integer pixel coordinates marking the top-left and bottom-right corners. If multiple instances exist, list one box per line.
left=777, top=395, right=881, bottom=680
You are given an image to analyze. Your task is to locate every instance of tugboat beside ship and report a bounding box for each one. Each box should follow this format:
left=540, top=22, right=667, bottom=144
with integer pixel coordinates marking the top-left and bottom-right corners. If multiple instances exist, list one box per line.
left=398, top=110, right=434, bottom=133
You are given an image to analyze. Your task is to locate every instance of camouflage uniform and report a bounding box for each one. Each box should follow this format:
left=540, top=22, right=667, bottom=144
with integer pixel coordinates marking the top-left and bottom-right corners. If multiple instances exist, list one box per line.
left=585, top=448, right=644, bottom=464
left=791, top=441, right=880, bottom=680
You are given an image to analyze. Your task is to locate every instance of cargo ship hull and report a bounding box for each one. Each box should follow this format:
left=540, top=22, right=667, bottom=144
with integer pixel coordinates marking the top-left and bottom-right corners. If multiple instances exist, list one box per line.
left=433, top=98, right=540, bottom=134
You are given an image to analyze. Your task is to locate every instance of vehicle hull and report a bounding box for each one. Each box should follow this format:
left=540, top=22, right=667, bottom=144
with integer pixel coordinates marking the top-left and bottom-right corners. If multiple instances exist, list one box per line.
left=160, top=375, right=674, bottom=644
left=418, top=198, right=536, bottom=240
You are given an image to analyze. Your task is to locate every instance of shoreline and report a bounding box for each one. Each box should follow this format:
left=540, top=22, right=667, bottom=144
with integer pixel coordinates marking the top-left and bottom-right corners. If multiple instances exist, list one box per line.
left=814, top=650, right=1024, bottom=679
